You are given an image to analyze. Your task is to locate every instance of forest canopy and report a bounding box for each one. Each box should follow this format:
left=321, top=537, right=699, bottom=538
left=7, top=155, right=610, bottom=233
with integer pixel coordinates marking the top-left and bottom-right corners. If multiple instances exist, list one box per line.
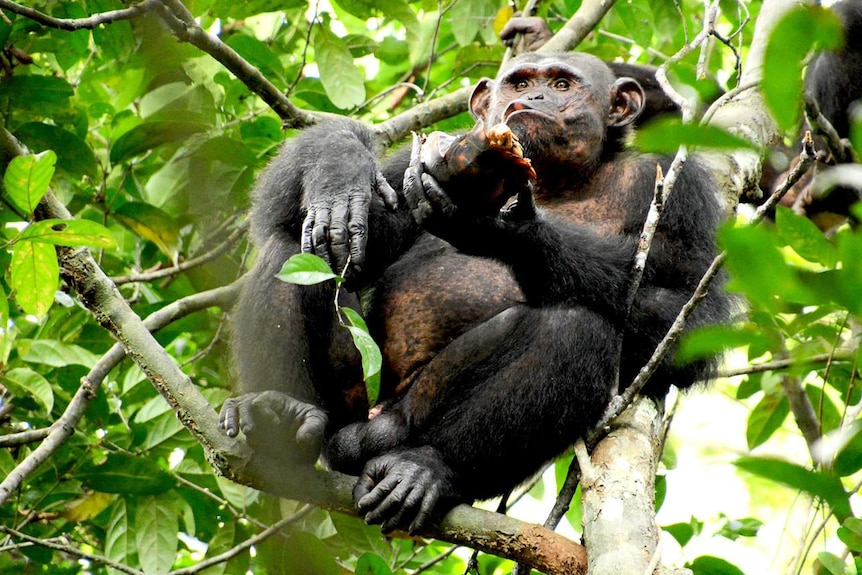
left=1, top=0, right=861, bottom=574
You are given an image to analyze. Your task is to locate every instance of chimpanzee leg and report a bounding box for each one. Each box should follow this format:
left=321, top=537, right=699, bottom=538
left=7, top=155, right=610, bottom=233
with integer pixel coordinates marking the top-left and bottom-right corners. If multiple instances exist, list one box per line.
left=222, top=234, right=367, bottom=463
left=329, top=304, right=618, bottom=531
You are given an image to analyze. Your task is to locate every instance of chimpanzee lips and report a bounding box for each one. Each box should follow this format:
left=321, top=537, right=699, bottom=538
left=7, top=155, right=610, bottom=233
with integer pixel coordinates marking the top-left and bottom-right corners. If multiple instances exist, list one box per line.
left=502, top=101, right=554, bottom=123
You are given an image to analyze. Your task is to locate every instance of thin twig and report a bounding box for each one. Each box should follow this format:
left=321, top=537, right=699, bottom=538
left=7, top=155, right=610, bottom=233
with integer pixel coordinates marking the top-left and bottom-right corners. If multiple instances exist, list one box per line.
left=0, top=0, right=157, bottom=30
left=718, top=350, right=856, bottom=378
left=169, top=506, right=313, bottom=574
left=112, top=223, right=246, bottom=285
left=155, top=0, right=318, bottom=128
left=0, top=427, right=50, bottom=448
left=0, top=526, right=144, bottom=575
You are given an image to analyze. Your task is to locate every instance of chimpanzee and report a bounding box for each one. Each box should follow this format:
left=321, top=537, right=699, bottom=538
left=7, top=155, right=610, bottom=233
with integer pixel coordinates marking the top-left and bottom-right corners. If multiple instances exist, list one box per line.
left=769, top=0, right=862, bottom=225
left=220, top=52, right=731, bottom=534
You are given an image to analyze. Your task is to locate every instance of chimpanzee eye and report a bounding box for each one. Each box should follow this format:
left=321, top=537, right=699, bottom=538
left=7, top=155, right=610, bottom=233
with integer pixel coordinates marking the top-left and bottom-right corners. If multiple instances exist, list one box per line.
left=514, top=79, right=529, bottom=91
left=553, top=78, right=571, bottom=90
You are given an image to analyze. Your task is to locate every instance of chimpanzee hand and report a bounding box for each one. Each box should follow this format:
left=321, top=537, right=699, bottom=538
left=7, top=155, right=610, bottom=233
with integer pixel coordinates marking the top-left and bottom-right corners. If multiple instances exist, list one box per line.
left=353, top=447, right=458, bottom=534
left=219, top=390, right=327, bottom=464
left=499, top=16, right=553, bottom=54
left=299, top=132, right=399, bottom=276
left=403, top=132, right=460, bottom=228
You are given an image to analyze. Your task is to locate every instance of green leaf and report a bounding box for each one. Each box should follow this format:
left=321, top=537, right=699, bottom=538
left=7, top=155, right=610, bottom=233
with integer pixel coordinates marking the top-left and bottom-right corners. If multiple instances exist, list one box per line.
left=275, top=532, right=339, bottom=575
left=449, top=0, right=498, bottom=46
left=834, top=423, right=862, bottom=476
left=720, top=224, right=813, bottom=310
left=215, top=476, right=260, bottom=510
left=355, top=553, right=393, bottom=575
left=746, top=394, right=788, bottom=449
left=735, top=456, right=852, bottom=521
left=15, top=122, right=99, bottom=180
left=3, top=151, right=57, bottom=215
left=110, top=121, right=209, bottom=164
left=105, top=499, right=134, bottom=572
left=277, top=253, right=342, bottom=285
left=663, top=518, right=702, bottom=547
left=615, top=0, right=653, bottom=47
left=775, top=206, right=837, bottom=266
left=0, top=75, right=73, bottom=113
left=17, top=219, right=116, bottom=249
left=226, top=34, right=285, bottom=81
left=312, top=24, right=366, bottom=110
left=633, top=118, right=755, bottom=153
left=113, top=202, right=180, bottom=261
left=816, top=551, right=849, bottom=575
left=716, top=516, right=763, bottom=541
left=10, top=240, right=59, bottom=318
left=838, top=517, right=862, bottom=553
left=762, top=6, right=844, bottom=132
left=135, top=494, right=178, bottom=575
left=1, top=367, right=53, bottom=415
left=78, top=453, right=174, bottom=495
left=687, top=555, right=745, bottom=575
left=678, top=324, right=771, bottom=364
left=138, top=410, right=185, bottom=451
left=341, top=307, right=382, bottom=405
left=19, top=340, right=99, bottom=368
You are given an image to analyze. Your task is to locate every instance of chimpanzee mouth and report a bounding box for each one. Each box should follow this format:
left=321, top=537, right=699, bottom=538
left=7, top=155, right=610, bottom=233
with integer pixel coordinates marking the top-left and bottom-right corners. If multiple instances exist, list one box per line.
left=502, top=107, right=554, bottom=124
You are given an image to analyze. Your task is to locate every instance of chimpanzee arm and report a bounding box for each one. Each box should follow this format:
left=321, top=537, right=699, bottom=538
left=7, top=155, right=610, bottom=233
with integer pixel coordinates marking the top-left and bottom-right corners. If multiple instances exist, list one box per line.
left=251, top=117, right=409, bottom=276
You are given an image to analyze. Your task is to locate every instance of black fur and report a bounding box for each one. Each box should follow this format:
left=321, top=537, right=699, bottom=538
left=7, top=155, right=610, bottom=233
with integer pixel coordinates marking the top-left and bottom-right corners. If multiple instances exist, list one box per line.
left=222, top=53, right=731, bottom=533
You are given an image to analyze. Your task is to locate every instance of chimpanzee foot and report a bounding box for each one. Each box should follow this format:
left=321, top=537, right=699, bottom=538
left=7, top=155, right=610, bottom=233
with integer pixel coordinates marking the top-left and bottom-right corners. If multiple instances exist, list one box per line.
left=353, top=447, right=458, bottom=534
left=219, top=390, right=327, bottom=464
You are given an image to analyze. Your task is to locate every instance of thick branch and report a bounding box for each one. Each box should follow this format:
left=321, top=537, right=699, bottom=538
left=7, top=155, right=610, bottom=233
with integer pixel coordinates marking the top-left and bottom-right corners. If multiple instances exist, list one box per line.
left=538, top=0, right=618, bottom=54
left=582, top=397, right=663, bottom=575
left=26, top=182, right=586, bottom=575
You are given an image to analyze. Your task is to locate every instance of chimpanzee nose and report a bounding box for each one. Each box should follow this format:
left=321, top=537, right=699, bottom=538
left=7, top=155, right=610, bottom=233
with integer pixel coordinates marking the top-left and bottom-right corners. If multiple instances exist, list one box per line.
left=527, top=93, right=544, bottom=100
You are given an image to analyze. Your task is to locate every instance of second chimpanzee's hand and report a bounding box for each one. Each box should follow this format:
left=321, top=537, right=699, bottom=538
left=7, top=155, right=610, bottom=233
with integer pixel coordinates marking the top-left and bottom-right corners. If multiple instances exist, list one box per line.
left=353, top=447, right=458, bottom=534
left=219, top=390, right=327, bottom=464
left=499, top=16, right=553, bottom=54
left=299, top=130, right=398, bottom=275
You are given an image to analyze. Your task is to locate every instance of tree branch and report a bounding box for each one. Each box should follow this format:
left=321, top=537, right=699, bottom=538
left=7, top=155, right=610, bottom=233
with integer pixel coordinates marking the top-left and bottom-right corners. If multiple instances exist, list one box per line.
left=154, top=0, right=319, bottom=129
left=14, top=155, right=587, bottom=575
left=538, top=0, right=618, bottom=53
left=375, top=0, right=619, bottom=148
left=169, top=507, right=313, bottom=575
left=0, top=0, right=157, bottom=30
left=111, top=222, right=246, bottom=285
left=0, top=526, right=144, bottom=575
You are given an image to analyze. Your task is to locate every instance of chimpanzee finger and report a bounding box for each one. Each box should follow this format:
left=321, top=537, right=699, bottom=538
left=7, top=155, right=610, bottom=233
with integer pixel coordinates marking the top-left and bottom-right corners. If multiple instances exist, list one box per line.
left=328, top=198, right=350, bottom=274
left=356, top=472, right=402, bottom=515
left=295, top=408, right=327, bottom=446
left=301, top=207, right=316, bottom=255
left=402, top=133, right=424, bottom=212
left=420, top=173, right=457, bottom=218
left=381, top=483, right=425, bottom=534
left=375, top=170, right=398, bottom=210
left=363, top=477, right=415, bottom=527
left=237, top=398, right=257, bottom=435
left=353, top=473, right=376, bottom=504
left=219, top=398, right=239, bottom=437
left=409, top=482, right=440, bottom=534
left=311, top=205, right=333, bottom=268
left=347, top=192, right=370, bottom=273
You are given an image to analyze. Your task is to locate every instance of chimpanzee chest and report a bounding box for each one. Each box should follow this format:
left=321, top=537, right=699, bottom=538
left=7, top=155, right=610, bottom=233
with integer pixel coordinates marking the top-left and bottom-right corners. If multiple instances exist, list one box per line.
left=367, top=234, right=522, bottom=397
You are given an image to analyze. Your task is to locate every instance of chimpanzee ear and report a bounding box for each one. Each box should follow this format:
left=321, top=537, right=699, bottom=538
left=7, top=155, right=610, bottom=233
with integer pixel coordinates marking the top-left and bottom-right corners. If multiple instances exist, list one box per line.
left=469, top=78, right=495, bottom=120
left=608, top=77, right=645, bottom=128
